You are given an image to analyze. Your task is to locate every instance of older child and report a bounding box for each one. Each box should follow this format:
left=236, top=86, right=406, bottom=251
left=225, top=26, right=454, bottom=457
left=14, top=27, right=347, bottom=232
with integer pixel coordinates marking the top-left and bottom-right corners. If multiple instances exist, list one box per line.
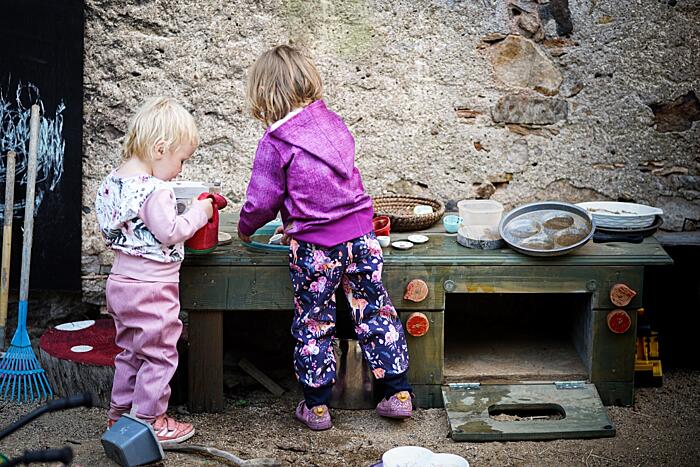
left=95, top=96, right=213, bottom=443
left=238, top=45, right=413, bottom=431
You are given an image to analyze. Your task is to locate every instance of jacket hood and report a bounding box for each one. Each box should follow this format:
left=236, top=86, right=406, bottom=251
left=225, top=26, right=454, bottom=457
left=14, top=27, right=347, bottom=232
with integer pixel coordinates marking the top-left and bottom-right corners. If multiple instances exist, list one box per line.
left=269, top=100, right=355, bottom=179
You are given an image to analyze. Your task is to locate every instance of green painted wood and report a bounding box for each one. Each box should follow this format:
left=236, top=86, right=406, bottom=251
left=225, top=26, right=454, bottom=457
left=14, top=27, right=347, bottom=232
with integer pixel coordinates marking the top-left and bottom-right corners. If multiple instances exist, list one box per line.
left=594, top=381, right=634, bottom=406
left=443, top=383, right=615, bottom=441
left=411, top=384, right=444, bottom=409
left=440, top=266, right=644, bottom=310
left=590, top=308, right=638, bottom=385
left=184, top=213, right=673, bottom=267
left=400, top=311, right=444, bottom=385
left=188, top=309, right=224, bottom=413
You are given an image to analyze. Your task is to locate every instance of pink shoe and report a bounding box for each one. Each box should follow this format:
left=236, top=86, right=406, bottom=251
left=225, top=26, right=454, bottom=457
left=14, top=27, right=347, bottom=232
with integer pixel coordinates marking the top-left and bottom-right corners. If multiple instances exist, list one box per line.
left=152, top=414, right=195, bottom=444
left=295, top=401, right=332, bottom=431
left=376, top=391, right=413, bottom=419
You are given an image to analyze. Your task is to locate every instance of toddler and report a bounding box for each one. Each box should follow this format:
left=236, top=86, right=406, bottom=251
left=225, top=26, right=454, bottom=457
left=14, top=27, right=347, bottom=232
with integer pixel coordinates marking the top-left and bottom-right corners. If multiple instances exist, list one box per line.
left=95, top=96, right=213, bottom=443
left=238, top=45, right=413, bottom=431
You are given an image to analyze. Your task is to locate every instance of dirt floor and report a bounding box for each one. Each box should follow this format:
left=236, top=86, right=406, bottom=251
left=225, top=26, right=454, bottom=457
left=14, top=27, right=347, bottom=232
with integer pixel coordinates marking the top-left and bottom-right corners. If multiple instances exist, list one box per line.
left=0, top=369, right=698, bottom=466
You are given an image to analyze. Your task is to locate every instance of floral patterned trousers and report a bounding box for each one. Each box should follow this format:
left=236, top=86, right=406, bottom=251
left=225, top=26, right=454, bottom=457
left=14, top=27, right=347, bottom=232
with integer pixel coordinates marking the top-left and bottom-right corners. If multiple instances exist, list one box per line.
left=289, top=233, right=410, bottom=393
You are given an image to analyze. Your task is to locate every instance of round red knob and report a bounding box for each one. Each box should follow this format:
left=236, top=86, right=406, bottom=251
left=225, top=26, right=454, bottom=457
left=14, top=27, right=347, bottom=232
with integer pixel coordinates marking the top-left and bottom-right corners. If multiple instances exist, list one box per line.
left=406, top=312, right=430, bottom=337
left=607, top=309, right=632, bottom=334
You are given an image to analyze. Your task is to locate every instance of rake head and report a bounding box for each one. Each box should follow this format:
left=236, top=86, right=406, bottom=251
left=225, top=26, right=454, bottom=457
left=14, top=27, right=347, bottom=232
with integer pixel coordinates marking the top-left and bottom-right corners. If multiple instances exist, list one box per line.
left=0, top=344, right=53, bottom=403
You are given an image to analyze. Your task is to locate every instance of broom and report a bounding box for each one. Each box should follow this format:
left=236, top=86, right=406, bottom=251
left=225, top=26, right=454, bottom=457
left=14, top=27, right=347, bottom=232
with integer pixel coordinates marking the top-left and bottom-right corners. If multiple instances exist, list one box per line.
left=0, top=105, right=52, bottom=402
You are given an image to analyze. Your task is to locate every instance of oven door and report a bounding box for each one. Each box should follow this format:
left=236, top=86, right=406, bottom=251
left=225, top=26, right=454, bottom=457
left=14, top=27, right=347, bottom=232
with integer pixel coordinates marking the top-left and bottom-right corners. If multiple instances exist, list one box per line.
left=442, top=381, right=615, bottom=441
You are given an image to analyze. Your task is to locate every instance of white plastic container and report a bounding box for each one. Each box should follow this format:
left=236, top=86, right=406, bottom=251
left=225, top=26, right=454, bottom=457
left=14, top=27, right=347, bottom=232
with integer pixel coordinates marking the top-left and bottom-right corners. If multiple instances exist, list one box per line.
left=458, top=200, right=504, bottom=227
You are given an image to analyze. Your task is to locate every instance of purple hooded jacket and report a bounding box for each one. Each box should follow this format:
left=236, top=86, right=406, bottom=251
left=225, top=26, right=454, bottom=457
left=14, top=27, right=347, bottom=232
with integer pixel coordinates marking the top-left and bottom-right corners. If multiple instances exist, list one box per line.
left=238, top=100, right=374, bottom=247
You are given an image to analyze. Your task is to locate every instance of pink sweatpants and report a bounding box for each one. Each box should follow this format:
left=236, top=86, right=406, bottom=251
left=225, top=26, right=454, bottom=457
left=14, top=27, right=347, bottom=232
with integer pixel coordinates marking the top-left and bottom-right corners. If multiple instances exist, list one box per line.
left=106, top=275, right=182, bottom=422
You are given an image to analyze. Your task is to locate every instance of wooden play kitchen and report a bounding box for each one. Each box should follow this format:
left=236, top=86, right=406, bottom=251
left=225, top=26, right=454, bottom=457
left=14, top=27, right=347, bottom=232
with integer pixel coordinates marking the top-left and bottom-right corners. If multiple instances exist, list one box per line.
left=181, top=208, right=672, bottom=441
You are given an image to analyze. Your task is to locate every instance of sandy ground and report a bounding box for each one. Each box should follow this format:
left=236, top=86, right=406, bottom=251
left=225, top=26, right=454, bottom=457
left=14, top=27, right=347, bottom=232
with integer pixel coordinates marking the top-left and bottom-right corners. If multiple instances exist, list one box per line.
left=0, top=369, right=698, bottom=466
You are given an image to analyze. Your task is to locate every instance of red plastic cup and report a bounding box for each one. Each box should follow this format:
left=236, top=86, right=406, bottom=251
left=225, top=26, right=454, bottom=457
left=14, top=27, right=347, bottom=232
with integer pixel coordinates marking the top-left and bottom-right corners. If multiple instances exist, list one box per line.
left=372, top=216, right=391, bottom=237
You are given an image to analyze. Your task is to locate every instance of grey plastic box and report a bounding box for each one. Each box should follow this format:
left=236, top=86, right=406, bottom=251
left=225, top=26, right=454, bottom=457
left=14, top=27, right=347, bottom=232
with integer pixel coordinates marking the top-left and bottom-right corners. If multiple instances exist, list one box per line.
left=101, top=414, right=164, bottom=466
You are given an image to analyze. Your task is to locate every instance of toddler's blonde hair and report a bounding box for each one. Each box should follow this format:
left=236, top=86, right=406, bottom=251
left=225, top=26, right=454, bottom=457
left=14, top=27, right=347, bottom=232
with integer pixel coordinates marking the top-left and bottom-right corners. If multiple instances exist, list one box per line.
left=122, top=96, right=200, bottom=160
left=246, top=45, right=323, bottom=127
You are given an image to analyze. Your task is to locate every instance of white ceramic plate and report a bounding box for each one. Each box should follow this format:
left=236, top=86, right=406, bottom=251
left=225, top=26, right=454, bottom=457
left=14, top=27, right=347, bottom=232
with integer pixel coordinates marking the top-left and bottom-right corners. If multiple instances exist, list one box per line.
left=407, top=234, right=429, bottom=244
left=55, top=320, right=95, bottom=331
left=70, top=345, right=94, bottom=353
left=576, top=201, right=663, bottom=229
left=391, top=240, right=414, bottom=250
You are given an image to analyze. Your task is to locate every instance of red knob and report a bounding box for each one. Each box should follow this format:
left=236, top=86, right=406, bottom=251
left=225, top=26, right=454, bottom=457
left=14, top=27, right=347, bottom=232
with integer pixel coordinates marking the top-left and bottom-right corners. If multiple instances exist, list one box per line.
left=406, top=312, right=430, bottom=337
left=607, top=309, right=632, bottom=334
left=610, top=283, right=637, bottom=307
left=404, top=279, right=429, bottom=303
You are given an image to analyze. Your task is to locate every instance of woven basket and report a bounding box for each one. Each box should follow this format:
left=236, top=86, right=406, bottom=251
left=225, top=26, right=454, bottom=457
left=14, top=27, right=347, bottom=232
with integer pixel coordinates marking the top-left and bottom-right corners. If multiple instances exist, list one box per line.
left=372, top=195, right=445, bottom=232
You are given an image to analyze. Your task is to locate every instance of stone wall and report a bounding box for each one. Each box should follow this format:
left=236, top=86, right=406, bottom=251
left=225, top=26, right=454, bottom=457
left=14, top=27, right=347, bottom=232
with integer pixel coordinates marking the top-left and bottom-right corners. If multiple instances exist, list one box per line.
left=82, top=0, right=700, bottom=304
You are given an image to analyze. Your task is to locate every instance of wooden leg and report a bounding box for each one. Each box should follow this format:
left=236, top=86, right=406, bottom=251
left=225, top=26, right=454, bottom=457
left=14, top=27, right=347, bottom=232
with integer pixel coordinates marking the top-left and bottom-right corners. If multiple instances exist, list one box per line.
left=188, top=309, right=224, bottom=413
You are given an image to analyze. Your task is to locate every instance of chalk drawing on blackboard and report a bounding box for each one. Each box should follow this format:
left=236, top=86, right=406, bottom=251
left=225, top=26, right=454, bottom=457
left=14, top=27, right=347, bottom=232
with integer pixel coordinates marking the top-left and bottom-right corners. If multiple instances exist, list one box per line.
left=0, top=82, right=65, bottom=219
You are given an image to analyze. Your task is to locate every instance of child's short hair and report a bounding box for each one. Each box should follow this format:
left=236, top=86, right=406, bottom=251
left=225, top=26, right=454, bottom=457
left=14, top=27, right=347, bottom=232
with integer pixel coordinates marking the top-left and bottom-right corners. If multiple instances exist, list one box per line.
left=247, top=45, right=323, bottom=127
left=122, top=96, right=199, bottom=160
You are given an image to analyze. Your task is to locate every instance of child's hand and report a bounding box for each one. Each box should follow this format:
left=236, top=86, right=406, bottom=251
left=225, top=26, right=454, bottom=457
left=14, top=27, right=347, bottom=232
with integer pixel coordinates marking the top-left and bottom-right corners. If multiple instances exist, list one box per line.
left=274, top=225, right=291, bottom=245
left=192, top=197, right=214, bottom=219
left=237, top=226, right=251, bottom=243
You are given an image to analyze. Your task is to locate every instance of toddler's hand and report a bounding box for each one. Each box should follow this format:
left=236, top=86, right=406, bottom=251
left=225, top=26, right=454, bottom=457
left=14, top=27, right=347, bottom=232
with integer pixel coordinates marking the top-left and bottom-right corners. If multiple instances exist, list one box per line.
left=274, top=225, right=291, bottom=245
left=192, top=197, right=214, bottom=219
left=237, top=226, right=251, bottom=243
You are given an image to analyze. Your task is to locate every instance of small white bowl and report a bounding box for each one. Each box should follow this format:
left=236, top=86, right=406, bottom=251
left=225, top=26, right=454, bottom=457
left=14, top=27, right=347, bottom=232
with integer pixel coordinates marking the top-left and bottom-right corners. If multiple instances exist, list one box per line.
left=268, top=233, right=284, bottom=245
left=377, top=235, right=391, bottom=247
left=382, top=446, right=434, bottom=467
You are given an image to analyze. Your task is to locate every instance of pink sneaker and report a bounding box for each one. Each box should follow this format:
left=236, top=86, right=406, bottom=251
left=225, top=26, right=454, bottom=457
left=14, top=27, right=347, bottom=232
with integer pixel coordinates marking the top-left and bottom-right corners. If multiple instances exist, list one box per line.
left=376, top=391, right=413, bottom=419
left=151, top=414, right=195, bottom=444
left=295, top=401, right=332, bottom=431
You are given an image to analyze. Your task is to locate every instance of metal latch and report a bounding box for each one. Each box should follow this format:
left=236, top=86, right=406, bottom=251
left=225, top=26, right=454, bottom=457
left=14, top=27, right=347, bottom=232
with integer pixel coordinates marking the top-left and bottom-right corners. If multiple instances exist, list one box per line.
left=554, top=381, right=586, bottom=389
left=449, top=382, right=481, bottom=390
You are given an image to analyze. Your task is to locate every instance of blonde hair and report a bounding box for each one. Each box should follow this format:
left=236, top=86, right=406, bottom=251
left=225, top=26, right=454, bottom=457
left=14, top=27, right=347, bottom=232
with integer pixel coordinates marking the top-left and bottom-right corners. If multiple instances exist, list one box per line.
left=246, top=45, right=323, bottom=127
left=122, top=96, right=200, bottom=160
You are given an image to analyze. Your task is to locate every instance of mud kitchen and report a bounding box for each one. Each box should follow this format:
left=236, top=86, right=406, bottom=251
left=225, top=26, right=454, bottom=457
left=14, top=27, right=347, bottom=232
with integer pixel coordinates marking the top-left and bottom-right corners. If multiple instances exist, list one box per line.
left=180, top=197, right=672, bottom=442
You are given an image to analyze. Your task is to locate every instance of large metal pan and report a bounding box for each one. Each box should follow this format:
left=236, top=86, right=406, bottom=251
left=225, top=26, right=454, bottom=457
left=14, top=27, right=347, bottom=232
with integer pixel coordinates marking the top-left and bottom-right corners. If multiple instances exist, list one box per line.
left=499, top=201, right=595, bottom=257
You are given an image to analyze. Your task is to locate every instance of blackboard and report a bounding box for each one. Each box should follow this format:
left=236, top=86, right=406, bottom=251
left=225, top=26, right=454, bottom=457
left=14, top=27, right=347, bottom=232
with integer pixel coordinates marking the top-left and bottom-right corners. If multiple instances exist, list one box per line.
left=0, top=0, right=83, bottom=291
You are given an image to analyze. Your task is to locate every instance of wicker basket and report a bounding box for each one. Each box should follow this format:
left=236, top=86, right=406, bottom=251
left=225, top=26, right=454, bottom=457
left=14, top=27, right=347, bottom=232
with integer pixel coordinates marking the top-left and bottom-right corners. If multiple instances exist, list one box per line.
left=372, top=195, right=445, bottom=232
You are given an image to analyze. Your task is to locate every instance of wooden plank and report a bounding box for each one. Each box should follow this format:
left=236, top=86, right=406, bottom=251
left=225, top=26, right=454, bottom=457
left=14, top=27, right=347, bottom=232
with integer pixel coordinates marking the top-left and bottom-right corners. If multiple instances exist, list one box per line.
left=238, top=357, right=285, bottom=396
left=183, top=213, right=673, bottom=268
left=386, top=269, right=445, bottom=310
left=590, top=308, right=638, bottom=386
left=411, top=384, right=444, bottom=409
left=443, top=383, right=616, bottom=441
left=180, top=267, right=230, bottom=310
left=399, top=311, right=444, bottom=385
left=594, top=381, right=634, bottom=406
left=440, top=266, right=644, bottom=309
left=188, top=310, right=224, bottom=413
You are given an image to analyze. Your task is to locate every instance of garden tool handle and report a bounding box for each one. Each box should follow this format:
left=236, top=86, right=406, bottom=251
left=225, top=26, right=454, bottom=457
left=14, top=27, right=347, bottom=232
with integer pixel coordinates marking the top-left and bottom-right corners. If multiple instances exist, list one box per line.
left=0, top=151, right=16, bottom=349
left=19, top=105, right=40, bottom=304
left=6, top=447, right=73, bottom=466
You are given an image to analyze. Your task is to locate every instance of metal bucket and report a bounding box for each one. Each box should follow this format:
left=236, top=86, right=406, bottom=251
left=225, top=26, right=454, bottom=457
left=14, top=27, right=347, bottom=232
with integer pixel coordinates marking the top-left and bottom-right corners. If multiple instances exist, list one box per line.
left=330, top=339, right=375, bottom=409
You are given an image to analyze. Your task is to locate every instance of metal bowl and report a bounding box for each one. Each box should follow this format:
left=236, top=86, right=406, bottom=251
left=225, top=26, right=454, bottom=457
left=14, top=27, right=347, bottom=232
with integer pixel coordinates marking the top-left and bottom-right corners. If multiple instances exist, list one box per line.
left=499, top=201, right=595, bottom=257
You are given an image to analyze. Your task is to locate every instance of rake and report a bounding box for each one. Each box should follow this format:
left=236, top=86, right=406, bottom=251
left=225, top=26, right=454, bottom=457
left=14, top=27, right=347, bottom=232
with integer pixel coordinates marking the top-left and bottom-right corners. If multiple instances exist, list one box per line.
left=0, top=105, right=52, bottom=402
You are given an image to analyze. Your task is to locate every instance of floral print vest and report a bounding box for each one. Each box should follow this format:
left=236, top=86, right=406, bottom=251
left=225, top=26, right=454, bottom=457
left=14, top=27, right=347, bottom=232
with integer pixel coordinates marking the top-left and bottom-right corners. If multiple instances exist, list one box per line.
left=95, top=171, right=183, bottom=263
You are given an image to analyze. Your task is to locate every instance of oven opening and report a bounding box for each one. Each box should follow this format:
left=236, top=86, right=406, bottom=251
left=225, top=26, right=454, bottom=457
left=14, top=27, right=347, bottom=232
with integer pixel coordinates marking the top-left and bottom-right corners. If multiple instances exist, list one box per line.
left=488, top=403, right=566, bottom=421
left=444, top=293, right=592, bottom=382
